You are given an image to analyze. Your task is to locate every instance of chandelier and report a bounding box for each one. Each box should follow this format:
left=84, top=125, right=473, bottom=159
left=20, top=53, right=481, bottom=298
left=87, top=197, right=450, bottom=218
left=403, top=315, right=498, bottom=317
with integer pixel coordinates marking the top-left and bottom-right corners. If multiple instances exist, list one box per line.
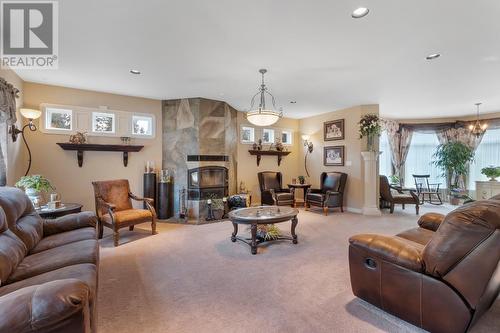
left=246, top=69, right=283, bottom=126
left=468, top=102, right=488, bottom=138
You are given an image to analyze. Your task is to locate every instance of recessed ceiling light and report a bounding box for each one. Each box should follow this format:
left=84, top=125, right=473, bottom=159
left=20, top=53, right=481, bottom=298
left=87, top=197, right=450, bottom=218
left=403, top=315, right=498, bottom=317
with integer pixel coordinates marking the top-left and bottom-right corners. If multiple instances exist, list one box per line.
left=352, top=7, right=369, bottom=18
left=426, top=53, right=441, bottom=60
left=130, top=69, right=141, bottom=75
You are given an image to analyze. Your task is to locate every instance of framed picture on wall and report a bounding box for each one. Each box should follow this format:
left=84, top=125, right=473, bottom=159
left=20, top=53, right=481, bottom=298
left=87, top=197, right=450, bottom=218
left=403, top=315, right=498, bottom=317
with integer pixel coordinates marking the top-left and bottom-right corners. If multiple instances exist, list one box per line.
left=281, top=130, right=293, bottom=145
left=324, top=146, right=345, bottom=166
left=324, top=119, right=345, bottom=141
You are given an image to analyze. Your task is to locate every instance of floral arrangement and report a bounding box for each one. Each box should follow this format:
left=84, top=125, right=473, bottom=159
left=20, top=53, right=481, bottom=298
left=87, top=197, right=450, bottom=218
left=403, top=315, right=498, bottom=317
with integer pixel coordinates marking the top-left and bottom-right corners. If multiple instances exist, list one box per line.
left=359, top=114, right=381, bottom=151
left=358, top=114, right=382, bottom=138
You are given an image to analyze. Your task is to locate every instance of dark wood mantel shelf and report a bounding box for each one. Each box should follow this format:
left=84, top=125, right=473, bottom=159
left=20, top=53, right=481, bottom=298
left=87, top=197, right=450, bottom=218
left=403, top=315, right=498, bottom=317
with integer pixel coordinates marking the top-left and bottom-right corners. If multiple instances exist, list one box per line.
left=248, top=150, right=291, bottom=166
left=57, top=143, right=144, bottom=167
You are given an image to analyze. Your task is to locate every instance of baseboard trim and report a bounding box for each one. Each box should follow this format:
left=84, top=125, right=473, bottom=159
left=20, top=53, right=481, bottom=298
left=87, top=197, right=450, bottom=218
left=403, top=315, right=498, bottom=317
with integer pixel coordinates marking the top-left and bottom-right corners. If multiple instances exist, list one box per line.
left=346, top=207, right=363, bottom=214
left=362, top=206, right=382, bottom=216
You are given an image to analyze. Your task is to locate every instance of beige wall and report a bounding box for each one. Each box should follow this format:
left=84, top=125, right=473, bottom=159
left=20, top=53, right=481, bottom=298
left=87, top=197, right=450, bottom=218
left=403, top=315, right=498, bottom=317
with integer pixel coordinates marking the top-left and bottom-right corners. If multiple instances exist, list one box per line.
left=298, top=105, right=379, bottom=212
left=236, top=113, right=300, bottom=205
left=22, top=82, right=162, bottom=210
left=0, top=68, right=25, bottom=185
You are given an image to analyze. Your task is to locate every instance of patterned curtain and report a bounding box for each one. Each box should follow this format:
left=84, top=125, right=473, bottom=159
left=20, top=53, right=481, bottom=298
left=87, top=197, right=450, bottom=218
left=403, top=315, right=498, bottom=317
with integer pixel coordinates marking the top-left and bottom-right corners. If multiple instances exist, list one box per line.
left=0, top=77, right=19, bottom=186
left=381, top=119, right=413, bottom=184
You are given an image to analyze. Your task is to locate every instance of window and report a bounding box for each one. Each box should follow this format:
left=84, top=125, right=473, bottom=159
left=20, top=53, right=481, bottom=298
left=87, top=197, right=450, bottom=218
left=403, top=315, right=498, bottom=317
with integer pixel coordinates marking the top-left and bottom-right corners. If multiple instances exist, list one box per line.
left=468, top=128, right=500, bottom=190
left=379, top=131, right=392, bottom=177
left=262, top=129, right=275, bottom=144
left=92, top=112, right=115, bottom=133
left=281, top=130, right=293, bottom=145
left=132, top=115, right=153, bottom=136
left=404, top=132, right=446, bottom=188
left=240, top=126, right=255, bottom=144
left=46, top=108, right=73, bottom=131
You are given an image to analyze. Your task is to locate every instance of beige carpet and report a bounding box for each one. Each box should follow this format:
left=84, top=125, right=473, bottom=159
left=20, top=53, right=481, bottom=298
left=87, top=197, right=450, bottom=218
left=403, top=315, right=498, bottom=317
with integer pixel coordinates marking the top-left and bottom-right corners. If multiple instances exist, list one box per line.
left=97, top=205, right=500, bottom=333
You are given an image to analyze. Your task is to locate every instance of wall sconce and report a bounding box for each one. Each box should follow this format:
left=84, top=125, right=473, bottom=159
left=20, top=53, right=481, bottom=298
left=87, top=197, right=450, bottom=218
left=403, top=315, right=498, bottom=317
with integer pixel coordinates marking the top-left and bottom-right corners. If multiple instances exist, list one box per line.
left=9, top=108, right=42, bottom=176
left=301, top=135, right=314, bottom=177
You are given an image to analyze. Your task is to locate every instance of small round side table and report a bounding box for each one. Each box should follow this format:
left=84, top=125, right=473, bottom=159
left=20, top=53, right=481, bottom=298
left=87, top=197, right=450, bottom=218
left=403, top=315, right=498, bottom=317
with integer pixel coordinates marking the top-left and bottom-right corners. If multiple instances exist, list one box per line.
left=287, top=183, right=311, bottom=207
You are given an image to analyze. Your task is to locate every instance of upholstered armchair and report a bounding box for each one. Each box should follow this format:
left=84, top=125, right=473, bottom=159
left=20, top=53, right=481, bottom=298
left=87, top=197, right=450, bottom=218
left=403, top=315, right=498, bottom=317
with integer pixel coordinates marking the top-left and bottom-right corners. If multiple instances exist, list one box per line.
left=305, top=172, right=347, bottom=215
left=349, top=198, right=500, bottom=333
left=258, top=171, right=295, bottom=206
left=379, top=175, right=420, bottom=214
left=92, top=179, right=157, bottom=246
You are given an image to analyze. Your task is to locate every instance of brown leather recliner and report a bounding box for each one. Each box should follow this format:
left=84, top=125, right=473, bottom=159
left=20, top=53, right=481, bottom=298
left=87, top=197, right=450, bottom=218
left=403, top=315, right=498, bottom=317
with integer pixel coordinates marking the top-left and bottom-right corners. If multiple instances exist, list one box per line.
left=0, top=187, right=98, bottom=333
left=92, top=179, right=157, bottom=247
left=305, top=172, right=347, bottom=215
left=348, top=197, right=500, bottom=333
left=258, top=172, right=295, bottom=206
left=379, top=175, right=420, bottom=214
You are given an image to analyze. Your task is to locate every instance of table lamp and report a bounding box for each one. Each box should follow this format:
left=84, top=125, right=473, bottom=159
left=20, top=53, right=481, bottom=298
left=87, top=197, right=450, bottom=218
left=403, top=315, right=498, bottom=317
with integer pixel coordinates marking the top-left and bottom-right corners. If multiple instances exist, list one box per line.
left=9, top=108, right=42, bottom=176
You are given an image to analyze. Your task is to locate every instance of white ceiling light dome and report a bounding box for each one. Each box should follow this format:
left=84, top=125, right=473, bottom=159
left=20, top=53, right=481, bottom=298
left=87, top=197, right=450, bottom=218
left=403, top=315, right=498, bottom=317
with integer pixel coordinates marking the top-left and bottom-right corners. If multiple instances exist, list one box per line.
left=246, top=69, right=283, bottom=127
left=352, top=7, right=369, bottom=18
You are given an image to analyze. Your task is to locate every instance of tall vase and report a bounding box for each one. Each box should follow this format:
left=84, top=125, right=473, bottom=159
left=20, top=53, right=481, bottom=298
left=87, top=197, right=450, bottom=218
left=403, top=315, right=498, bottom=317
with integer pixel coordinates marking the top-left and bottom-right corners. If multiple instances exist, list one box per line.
left=367, top=133, right=375, bottom=151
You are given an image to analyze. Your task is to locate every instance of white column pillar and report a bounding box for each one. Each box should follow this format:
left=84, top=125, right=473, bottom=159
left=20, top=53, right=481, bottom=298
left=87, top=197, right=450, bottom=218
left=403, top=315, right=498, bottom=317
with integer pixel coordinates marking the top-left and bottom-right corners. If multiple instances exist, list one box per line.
left=361, top=151, right=381, bottom=216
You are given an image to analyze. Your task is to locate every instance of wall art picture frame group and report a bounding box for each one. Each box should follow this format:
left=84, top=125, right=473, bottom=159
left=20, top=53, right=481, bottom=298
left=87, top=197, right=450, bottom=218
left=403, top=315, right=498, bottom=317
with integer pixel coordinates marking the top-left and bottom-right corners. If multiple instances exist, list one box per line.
left=324, top=146, right=345, bottom=166
left=324, top=119, right=345, bottom=141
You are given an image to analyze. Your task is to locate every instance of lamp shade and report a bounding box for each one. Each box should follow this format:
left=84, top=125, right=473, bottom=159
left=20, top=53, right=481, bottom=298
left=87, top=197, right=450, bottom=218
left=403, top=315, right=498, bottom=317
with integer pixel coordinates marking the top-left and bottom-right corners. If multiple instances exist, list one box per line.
left=246, top=109, right=281, bottom=127
left=20, top=108, right=41, bottom=120
left=301, top=134, right=310, bottom=141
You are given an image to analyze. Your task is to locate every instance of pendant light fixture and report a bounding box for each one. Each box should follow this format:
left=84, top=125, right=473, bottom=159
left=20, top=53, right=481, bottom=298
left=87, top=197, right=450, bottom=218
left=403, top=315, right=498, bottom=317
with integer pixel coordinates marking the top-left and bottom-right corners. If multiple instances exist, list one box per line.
left=246, top=69, right=283, bottom=127
left=468, top=102, right=488, bottom=138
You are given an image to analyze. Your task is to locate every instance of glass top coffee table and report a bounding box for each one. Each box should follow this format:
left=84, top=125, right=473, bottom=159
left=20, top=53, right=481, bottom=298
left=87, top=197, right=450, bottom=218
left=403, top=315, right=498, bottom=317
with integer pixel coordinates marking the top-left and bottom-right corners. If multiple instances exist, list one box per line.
left=228, top=206, right=299, bottom=255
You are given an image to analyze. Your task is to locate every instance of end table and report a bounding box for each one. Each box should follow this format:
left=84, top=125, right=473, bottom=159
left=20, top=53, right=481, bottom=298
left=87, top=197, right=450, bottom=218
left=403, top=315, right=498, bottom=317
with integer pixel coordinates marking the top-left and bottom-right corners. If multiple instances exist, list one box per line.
left=37, top=203, right=83, bottom=219
left=287, top=183, right=311, bottom=207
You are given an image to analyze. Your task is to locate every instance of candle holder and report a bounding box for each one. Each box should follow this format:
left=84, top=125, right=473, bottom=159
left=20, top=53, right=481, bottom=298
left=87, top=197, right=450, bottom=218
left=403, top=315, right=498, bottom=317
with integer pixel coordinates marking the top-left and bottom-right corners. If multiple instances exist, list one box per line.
left=179, top=187, right=187, bottom=220
left=222, top=197, right=228, bottom=219
left=205, top=199, right=216, bottom=221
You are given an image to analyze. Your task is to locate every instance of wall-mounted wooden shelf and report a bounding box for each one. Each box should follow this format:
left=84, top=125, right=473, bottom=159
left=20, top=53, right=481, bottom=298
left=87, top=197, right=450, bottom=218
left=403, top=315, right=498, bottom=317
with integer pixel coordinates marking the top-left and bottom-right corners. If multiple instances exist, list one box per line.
left=248, top=150, right=291, bottom=166
left=57, top=143, right=144, bottom=167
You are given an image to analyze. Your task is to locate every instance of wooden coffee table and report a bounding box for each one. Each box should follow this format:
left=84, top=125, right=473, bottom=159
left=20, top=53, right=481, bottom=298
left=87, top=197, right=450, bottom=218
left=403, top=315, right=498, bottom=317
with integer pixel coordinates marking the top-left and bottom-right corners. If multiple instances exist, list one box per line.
left=229, top=206, right=299, bottom=255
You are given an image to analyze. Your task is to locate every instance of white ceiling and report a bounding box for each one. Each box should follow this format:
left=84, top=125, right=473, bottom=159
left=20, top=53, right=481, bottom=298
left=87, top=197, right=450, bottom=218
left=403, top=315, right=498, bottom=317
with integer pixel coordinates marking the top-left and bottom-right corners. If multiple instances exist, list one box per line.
left=14, top=0, right=500, bottom=119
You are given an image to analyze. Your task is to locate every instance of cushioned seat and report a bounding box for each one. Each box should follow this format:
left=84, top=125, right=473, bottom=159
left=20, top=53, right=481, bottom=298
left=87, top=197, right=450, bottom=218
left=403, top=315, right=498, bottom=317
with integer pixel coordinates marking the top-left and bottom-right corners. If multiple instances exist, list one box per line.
left=30, top=227, right=96, bottom=254
left=7, top=239, right=98, bottom=284
left=396, top=227, right=434, bottom=246
left=101, top=208, right=152, bottom=225
left=0, top=263, right=96, bottom=298
left=380, top=175, right=420, bottom=214
left=275, top=192, right=293, bottom=201
left=257, top=172, right=295, bottom=206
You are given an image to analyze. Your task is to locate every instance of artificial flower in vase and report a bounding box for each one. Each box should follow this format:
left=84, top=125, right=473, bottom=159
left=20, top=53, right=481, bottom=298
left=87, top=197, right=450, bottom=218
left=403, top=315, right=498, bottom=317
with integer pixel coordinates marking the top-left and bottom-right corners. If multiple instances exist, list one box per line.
left=359, top=114, right=382, bottom=151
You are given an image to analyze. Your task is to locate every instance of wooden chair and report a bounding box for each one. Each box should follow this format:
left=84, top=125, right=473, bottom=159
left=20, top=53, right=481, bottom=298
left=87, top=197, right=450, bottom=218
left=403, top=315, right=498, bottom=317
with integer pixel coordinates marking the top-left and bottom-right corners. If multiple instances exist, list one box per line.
left=412, top=174, right=443, bottom=205
left=380, top=175, right=420, bottom=214
left=92, top=179, right=157, bottom=246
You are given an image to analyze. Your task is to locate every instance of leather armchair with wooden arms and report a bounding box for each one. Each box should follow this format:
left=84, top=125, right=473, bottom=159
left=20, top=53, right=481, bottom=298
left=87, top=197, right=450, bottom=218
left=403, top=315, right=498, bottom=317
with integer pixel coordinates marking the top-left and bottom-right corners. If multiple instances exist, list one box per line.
left=258, top=172, right=295, bottom=206
left=305, top=172, right=347, bottom=215
left=92, top=179, right=157, bottom=247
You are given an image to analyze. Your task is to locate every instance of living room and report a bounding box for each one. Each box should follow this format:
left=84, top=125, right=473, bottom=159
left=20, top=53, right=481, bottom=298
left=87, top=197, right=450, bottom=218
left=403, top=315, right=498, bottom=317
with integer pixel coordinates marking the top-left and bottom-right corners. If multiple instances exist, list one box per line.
left=1, top=1, right=499, bottom=333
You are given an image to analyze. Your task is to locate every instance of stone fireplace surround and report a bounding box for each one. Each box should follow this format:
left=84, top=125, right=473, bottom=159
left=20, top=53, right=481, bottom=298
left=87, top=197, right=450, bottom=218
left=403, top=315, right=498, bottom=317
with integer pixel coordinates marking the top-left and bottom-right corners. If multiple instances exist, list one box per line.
left=162, top=98, right=237, bottom=223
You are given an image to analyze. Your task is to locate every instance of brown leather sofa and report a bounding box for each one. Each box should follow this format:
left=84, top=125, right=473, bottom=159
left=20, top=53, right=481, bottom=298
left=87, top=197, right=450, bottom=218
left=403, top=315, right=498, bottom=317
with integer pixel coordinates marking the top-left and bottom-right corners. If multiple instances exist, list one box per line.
left=0, top=187, right=98, bottom=333
left=305, top=172, right=347, bottom=215
left=258, top=172, right=295, bottom=206
left=349, top=197, right=500, bottom=333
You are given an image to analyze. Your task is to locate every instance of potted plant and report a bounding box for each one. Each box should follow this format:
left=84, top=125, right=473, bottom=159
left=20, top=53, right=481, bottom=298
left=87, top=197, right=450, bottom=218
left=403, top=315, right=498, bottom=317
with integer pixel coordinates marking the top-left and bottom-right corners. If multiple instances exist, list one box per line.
left=433, top=142, right=475, bottom=205
left=359, top=114, right=382, bottom=151
left=15, top=175, right=54, bottom=206
left=481, top=166, right=500, bottom=181
left=298, top=175, right=305, bottom=185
